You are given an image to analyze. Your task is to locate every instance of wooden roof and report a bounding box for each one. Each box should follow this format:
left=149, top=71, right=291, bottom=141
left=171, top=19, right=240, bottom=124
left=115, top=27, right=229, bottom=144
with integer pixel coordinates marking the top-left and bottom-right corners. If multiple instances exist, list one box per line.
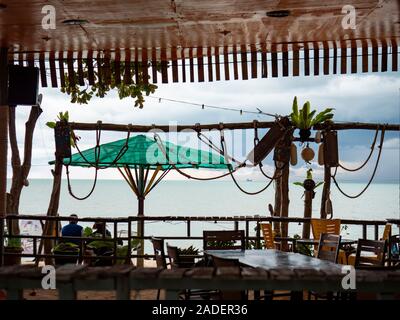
left=1, top=0, right=399, bottom=84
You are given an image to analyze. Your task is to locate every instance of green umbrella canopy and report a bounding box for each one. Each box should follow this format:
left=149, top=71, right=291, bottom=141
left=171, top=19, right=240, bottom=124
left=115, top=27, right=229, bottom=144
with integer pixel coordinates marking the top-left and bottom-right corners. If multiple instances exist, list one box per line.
left=50, top=134, right=231, bottom=170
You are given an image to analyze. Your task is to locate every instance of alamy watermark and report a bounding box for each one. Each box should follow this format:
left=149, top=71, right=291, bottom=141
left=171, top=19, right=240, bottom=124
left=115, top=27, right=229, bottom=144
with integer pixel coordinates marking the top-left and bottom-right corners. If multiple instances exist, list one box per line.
left=341, top=265, right=356, bottom=290
left=41, top=265, right=56, bottom=290
left=41, top=5, right=56, bottom=30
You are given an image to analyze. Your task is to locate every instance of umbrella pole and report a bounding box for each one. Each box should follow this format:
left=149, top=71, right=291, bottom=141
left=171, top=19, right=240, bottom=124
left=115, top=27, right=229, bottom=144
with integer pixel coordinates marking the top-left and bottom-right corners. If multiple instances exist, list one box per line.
left=137, top=196, right=145, bottom=267
left=137, top=166, right=145, bottom=268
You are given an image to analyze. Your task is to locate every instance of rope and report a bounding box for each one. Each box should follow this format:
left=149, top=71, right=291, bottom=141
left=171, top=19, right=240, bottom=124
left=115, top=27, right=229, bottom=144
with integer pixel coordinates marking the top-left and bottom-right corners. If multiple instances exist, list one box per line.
left=338, top=126, right=379, bottom=172
left=153, top=133, right=244, bottom=181
left=222, top=137, right=275, bottom=195
left=65, top=123, right=131, bottom=200
left=332, top=126, right=386, bottom=199
left=66, top=165, right=99, bottom=200
left=197, top=130, right=241, bottom=165
left=72, top=122, right=132, bottom=169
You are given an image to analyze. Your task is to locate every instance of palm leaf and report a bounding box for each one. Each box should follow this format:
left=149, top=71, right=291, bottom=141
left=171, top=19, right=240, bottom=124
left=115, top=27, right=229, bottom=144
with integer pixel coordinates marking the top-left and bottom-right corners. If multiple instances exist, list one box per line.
left=302, top=102, right=310, bottom=129
left=315, top=182, right=324, bottom=189
left=307, top=110, right=316, bottom=128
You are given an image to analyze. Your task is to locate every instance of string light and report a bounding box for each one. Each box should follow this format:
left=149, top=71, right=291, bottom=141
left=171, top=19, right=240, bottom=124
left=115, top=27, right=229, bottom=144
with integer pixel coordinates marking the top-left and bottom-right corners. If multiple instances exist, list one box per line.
left=148, top=95, right=277, bottom=117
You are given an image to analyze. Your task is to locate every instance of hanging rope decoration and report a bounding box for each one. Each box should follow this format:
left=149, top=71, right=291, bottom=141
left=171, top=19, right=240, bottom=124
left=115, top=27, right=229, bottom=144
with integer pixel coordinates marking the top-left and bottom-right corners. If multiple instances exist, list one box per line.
left=222, top=134, right=276, bottom=195
left=65, top=122, right=132, bottom=200
left=338, top=126, right=380, bottom=172
left=153, top=132, right=244, bottom=181
left=331, top=126, right=386, bottom=199
left=152, top=122, right=284, bottom=194
left=194, top=122, right=241, bottom=164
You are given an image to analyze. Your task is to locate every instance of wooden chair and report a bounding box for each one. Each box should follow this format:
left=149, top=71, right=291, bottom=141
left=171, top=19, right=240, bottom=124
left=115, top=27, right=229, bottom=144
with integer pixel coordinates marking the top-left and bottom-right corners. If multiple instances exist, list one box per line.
left=308, top=233, right=341, bottom=300
left=311, top=219, right=346, bottom=263
left=166, top=244, right=181, bottom=269
left=203, top=230, right=245, bottom=251
left=382, top=223, right=392, bottom=241
left=354, top=239, right=386, bottom=268
left=260, top=223, right=276, bottom=249
left=347, top=223, right=392, bottom=266
left=151, top=237, right=167, bottom=299
left=151, top=237, right=167, bottom=269
left=316, top=233, right=341, bottom=263
left=212, top=256, right=246, bottom=300
left=311, top=219, right=341, bottom=240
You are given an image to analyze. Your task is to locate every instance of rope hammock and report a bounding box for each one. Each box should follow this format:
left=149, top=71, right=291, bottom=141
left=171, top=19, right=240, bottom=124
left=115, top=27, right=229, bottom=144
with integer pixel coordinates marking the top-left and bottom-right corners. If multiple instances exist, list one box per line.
left=331, top=126, right=386, bottom=199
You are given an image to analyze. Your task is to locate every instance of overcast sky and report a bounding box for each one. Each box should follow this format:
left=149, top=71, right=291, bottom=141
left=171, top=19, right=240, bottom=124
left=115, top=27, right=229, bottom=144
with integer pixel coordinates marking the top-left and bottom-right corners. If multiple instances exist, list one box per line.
left=7, top=70, right=400, bottom=183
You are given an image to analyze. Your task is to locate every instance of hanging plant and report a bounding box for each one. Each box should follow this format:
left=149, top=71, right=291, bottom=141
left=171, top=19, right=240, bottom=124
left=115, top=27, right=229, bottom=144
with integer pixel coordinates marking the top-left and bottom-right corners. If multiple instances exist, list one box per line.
left=293, top=169, right=323, bottom=197
left=46, top=111, right=80, bottom=147
left=290, top=97, right=335, bottom=142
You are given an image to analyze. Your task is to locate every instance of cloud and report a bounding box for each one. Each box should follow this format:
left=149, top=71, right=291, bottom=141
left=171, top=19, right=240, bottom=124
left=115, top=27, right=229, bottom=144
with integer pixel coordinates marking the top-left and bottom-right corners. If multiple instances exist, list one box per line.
left=6, top=72, right=399, bottom=183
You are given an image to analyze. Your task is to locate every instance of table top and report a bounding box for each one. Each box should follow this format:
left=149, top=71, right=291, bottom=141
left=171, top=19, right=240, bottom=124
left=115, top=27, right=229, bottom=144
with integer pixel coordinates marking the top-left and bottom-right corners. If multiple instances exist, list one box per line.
left=204, top=249, right=342, bottom=271
left=295, top=238, right=357, bottom=246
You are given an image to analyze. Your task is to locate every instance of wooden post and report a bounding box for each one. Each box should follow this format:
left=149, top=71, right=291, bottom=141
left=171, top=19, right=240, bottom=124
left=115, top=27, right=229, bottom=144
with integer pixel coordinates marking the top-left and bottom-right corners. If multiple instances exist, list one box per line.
left=137, top=197, right=145, bottom=268
left=272, top=167, right=282, bottom=235
left=320, top=130, right=332, bottom=219
left=40, top=159, right=63, bottom=265
left=302, top=190, right=312, bottom=238
left=280, top=163, right=290, bottom=251
left=0, top=47, right=8, bottom=266
left=320, top=164, right=331, bottom=219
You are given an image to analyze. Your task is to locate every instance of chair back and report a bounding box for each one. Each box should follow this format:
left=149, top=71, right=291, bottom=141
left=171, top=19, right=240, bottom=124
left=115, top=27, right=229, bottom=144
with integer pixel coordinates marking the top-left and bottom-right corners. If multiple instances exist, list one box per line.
left=151, top=237, right=167, bottom=269
left=166, top=244, right=181, bottom=269
left=311, top=219, right=341, bottom=240
left=355, top=239, right=386, bottom=268
left=316, top=233, right=341, bottom=263
left=260, top=223, right=275, bottom=249
left=203, top=230, right=245, bottom=251
left=381, top=223, right=392, bottom=241
left=212, top=256, right=244, bottom=300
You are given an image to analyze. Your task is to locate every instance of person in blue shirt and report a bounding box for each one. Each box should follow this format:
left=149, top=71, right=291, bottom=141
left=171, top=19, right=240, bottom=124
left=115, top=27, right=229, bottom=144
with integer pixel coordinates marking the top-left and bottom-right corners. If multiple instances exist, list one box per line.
left=61, top=214, right=83, bottom=245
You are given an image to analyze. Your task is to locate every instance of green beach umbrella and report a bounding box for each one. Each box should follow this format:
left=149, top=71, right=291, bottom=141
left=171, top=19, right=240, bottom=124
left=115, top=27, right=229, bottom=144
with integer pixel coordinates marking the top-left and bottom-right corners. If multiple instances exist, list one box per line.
left=51, top=134, right=231, bottom=266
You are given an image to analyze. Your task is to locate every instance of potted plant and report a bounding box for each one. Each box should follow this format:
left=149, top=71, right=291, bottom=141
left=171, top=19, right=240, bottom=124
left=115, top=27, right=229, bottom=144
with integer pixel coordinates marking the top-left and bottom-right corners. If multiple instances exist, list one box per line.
left=115, top=239, right=141, bottom=265
left=290, top=96, right=334, bottom=142
left=293, top=169, right=324, bottom=198
left=52, top=242, right=80, bottom=265
left=4, top=237, right=23, bottom=266
left=177, top=245, right=200, bottom=267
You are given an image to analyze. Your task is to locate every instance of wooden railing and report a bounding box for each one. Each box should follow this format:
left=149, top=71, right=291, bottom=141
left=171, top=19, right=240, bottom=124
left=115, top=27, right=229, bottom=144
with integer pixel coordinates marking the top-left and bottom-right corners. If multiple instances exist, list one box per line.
left=0, top=264, right=399, bottom=300
left=0, top=214, right=394, bottom=264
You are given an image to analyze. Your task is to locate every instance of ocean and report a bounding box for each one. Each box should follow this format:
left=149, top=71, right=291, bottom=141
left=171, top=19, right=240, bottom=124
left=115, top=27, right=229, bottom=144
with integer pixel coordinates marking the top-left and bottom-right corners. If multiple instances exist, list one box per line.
left=13, top=179, right=400, bottom=253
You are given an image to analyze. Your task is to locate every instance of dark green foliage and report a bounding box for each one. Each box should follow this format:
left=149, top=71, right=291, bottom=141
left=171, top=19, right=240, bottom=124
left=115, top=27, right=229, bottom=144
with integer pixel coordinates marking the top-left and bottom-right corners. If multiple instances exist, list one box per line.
left=60, top=60, right=159, bottom=108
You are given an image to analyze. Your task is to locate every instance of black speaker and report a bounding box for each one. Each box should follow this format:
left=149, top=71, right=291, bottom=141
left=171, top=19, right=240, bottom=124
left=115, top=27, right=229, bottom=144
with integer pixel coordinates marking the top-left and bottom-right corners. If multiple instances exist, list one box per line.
left=8, top=65, right=39, bottom=106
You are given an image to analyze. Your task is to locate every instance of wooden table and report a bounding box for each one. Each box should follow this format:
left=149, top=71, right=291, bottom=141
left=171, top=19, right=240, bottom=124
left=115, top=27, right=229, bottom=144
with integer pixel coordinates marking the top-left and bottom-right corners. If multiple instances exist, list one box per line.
left=204, top=249, right=343, bottom=300
left=204, top=249, right=343, bottom=271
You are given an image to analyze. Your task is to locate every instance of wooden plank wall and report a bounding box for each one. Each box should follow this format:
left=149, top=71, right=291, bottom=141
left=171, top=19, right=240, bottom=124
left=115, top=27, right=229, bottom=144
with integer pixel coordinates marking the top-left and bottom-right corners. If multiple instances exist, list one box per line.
left=9, top=39, right=400, bottom=87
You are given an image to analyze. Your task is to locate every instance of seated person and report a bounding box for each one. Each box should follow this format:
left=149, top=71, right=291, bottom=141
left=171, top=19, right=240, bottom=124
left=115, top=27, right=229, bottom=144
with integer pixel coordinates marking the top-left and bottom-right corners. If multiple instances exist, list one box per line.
left=91, top=221, right=123, bottom=245
left=61, top=214, right=83, bottom=245
left=92, top=221, right=112, bottom=238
